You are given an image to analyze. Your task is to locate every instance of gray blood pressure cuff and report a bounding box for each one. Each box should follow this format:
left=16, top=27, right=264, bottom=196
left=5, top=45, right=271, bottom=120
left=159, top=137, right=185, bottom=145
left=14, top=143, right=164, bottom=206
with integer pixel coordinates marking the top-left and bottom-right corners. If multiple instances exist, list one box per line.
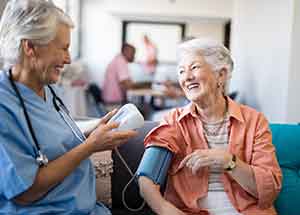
left=136, top=146, right=173, bottom=185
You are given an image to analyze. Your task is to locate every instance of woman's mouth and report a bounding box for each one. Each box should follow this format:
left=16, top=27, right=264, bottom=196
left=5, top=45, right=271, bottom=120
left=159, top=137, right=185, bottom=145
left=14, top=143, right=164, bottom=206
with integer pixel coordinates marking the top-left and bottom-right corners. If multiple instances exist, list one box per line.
left=187, top=83, right=199, bottom=90
left=54, top=66, right=63, bottom=73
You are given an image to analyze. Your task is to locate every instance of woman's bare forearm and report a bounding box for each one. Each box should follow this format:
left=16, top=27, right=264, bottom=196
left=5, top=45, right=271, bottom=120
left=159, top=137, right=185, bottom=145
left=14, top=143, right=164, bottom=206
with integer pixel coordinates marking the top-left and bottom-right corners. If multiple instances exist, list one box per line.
left=138, top=176, right=184, bottom=215
left=138, top=176, right=165, bottom=214
left=228, top=157, right=258, bottom=198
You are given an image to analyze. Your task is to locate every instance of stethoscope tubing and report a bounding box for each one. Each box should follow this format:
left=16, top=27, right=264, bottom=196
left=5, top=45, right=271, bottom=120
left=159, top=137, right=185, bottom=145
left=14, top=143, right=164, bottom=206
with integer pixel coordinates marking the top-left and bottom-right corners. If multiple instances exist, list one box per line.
left=8, top=69, right=85, bottom=166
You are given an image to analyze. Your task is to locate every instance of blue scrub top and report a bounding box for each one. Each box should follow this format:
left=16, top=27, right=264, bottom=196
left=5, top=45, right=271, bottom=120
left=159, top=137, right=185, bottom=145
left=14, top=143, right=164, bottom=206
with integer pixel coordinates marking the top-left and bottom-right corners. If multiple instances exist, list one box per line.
left=0, top=70, right=111, bottom=214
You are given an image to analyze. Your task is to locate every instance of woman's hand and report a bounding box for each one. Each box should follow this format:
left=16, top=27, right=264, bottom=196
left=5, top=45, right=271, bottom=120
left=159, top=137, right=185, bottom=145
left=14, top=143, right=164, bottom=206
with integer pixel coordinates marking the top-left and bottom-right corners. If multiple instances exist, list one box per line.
left=160, top=201, right=186, bottom=215
left=178, top=149, right=232, bottom=174
left=86, top=109, right=138, bottom=152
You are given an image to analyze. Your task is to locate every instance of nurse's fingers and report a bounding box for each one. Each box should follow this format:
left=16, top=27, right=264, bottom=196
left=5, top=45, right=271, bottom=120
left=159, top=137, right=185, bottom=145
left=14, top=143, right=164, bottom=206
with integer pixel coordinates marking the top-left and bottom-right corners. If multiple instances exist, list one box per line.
left=101, top=121, right=119, bottom=131
left=112, top=130, right=138, bottom=139
left=99, top=109, right=118, bottom=124
left=108, top=131, right=138, bottom=149
left=110, top=138, right=133, bottom=148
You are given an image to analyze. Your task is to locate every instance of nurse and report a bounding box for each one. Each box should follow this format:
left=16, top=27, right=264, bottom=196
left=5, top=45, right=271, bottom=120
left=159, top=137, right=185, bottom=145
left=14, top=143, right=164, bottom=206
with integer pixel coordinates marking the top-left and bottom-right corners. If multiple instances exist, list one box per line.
left=0, top=0, right=136, bottom=214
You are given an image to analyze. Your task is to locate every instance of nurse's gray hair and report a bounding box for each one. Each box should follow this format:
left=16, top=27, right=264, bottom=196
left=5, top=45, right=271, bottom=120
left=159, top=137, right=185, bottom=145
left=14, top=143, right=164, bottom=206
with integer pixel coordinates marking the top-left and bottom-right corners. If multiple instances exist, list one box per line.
left=0, top=0, right=74, bottom=69
left=177, top=38, right=234, bottom=94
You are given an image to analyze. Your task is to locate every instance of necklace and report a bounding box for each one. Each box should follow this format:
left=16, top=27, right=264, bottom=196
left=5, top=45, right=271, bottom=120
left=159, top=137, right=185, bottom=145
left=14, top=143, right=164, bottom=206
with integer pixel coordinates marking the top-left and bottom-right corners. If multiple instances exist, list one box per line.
left=201, top=100, right=229, bottom=136
left=202, top=115, right=229, bottom=136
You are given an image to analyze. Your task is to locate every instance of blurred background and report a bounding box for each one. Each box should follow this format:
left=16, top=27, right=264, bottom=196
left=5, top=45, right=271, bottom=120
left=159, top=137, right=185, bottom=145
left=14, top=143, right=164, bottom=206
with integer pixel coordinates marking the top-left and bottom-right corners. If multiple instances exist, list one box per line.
left=1, top=0, right=299, bottom=123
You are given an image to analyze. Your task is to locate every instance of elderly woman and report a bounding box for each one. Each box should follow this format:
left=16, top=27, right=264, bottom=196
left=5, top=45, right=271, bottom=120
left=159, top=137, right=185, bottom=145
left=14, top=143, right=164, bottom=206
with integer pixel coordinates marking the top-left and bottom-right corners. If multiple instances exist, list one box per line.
left=0, top=1, right=136, bottom=214
left=138, top=38, right=282, bottom=215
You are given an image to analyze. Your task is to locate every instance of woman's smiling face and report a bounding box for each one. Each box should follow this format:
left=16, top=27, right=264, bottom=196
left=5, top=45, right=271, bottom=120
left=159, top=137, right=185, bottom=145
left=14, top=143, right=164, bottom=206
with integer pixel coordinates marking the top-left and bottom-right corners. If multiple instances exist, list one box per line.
left=177, top=53, right=219, bottom=104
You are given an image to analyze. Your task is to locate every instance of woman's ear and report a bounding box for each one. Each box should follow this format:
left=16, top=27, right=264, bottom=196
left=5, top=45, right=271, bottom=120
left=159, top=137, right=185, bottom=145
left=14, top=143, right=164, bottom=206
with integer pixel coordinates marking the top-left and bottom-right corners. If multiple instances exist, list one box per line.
left=217, top=67, right=228, bottom=83
left=21, top=40, right=35, bottom=58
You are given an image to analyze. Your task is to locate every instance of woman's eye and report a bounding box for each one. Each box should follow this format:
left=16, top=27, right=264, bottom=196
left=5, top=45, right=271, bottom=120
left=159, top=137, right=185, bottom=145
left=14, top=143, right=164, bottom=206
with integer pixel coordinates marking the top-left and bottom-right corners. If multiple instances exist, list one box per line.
left=178, top=69, right=184, bottom=74
left=191, top=65, right=200, bottom=70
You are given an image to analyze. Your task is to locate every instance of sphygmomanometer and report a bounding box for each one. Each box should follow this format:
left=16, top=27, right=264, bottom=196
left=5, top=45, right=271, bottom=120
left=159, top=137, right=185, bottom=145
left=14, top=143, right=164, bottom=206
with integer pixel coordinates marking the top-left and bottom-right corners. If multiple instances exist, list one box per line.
left=136, top=146, right=172, bottom=186
left=108, top=104, right=173, bottom=211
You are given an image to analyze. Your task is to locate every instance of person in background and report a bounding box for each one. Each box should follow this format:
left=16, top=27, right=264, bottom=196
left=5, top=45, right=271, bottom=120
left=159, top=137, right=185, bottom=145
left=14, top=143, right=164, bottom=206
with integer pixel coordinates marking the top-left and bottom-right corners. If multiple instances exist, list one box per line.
left=138, top=38, right=282, bottom=215
left=102, top=43, right=151, bottom=106
left=141, top=34, right=158, bottom=74
left=0, top=1, right=137, bottom=214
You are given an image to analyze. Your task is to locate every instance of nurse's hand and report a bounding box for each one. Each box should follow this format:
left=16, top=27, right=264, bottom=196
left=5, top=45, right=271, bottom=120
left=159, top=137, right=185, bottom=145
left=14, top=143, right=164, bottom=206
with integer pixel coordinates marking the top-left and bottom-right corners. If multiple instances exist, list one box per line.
left=86, top=110, right=138, bottom=152
left=83, top=109, right=118, bottom=137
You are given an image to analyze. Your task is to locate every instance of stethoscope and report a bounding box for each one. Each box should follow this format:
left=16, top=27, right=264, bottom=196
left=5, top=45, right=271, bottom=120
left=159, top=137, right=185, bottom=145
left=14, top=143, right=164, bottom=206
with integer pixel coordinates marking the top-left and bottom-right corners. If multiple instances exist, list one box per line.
left=8, top=69, right=145, bottom=211
left=8, top=69, right=86, bottom=166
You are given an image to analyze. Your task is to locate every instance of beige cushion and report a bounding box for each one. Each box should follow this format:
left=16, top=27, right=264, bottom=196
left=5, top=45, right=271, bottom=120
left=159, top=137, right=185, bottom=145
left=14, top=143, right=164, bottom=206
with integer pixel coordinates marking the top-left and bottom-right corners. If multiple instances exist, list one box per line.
left=90, top=150, right=113, bottom=207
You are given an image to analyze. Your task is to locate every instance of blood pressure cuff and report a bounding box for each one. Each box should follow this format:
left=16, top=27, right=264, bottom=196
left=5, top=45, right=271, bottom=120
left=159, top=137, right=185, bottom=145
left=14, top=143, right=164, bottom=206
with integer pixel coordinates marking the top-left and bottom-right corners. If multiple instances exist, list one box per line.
left=136, top=146, right=173, bottom=185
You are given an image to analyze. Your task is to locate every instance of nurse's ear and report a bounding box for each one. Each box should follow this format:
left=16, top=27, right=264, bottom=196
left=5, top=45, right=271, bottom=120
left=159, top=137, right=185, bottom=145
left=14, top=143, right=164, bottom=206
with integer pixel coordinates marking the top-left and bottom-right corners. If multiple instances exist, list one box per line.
left=21, top=40, right=36, bottom=58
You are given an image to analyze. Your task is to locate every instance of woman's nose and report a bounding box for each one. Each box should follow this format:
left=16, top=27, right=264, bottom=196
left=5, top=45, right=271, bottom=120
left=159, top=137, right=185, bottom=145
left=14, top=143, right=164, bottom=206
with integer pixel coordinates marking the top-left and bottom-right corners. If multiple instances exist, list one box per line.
left=184, top=68, right=195, bottom=81
left=64, top=52, right=71, bottom=65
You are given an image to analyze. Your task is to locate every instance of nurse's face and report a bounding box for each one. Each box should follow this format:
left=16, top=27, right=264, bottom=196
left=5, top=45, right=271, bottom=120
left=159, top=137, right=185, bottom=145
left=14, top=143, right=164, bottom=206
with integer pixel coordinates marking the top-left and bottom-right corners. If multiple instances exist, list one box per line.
left=31, top=23, right=71, bottom=85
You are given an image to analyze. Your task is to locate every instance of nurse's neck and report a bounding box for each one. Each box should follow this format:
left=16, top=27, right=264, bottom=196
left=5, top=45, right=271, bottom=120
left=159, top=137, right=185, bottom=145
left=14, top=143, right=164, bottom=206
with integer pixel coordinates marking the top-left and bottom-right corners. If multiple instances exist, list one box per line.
left=11, top=65, right=46, bottom=100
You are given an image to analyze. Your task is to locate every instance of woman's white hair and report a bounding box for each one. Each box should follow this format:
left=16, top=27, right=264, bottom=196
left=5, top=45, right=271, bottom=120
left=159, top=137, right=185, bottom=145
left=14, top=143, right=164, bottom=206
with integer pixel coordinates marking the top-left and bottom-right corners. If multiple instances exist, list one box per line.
left=177, top=38, right=234, bottom=94
left=0, top=0, right=74, bottom=69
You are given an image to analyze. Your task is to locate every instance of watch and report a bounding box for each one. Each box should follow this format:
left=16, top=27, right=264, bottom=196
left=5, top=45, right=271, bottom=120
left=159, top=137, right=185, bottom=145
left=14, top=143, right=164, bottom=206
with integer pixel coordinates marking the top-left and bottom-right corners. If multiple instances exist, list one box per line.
left=224, top=154, right=237, bottom=171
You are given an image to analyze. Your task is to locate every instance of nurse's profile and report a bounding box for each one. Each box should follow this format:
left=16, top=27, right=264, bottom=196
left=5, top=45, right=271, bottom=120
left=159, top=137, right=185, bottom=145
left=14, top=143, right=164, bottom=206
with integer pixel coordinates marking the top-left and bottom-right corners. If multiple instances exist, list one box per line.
left=0, top=0, right=136, bottom=214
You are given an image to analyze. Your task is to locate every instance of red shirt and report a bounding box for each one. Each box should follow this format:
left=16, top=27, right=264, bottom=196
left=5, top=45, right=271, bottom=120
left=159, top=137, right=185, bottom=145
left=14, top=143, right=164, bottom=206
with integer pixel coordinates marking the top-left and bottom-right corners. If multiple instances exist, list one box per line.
left=144, top=98, right=282, bottom=215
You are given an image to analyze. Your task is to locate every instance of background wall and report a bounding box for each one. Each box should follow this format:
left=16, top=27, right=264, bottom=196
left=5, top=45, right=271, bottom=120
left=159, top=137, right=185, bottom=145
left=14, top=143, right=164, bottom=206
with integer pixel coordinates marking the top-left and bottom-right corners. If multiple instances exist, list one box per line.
left=186, top=22, right=225, bottom=43
left=2, top=0, right=300, bottom=122
left=286, top=0, right=300, bottom=122
left=81, top=0, right=232, bottom=87
left=97, top=0, right=299, bottom=123
left=230, top=0, right=299, bottom=123
left=104, top=0, right=233, bottom=18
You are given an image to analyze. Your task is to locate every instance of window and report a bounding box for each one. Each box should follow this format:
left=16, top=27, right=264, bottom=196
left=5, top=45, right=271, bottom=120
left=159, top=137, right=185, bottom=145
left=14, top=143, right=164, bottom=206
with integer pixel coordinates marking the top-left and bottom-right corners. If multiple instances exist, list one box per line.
left=123, top=21, right=185, bottom=64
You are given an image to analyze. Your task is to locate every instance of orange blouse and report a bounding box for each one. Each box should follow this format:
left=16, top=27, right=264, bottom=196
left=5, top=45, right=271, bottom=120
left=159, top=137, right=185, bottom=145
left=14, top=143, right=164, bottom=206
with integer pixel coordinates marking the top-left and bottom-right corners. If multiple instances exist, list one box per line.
left=144, top=97, right=282, bottom=215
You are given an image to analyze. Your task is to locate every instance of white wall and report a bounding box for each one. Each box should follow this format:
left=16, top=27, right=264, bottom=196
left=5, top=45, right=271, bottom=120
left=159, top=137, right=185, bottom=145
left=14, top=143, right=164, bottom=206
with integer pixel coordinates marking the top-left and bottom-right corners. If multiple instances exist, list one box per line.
left=186, top=22, right=225, bottom=43
left=105, top=0, right=233, bottom=19
left=287, top=0, right=300, bottom=122
left=81, top=0, right=233, bottom=87
left=81, top=1, right=122, bottom=87
left=230, top=0, right=294, bottom=122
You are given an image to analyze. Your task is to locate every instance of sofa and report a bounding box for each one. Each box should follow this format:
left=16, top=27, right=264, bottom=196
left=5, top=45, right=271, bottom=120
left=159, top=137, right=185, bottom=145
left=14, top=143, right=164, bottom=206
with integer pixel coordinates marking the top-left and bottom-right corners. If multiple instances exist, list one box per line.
left=270, top=124, right=300, bottom=215
left=108, top=122, right=300, bottom=215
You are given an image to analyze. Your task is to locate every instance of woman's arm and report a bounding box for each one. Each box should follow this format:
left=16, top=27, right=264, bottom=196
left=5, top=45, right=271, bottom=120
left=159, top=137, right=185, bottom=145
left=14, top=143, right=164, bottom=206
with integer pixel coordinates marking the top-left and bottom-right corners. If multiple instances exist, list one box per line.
left=138, top=176, right=185, bottom=215
left=14, top=141, right=94, bottom=204
left=227, top=156, right=258, bottom=197
left=179, top=149, right=258, bottom=197
left=243, top=114, right=282, bottom=208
